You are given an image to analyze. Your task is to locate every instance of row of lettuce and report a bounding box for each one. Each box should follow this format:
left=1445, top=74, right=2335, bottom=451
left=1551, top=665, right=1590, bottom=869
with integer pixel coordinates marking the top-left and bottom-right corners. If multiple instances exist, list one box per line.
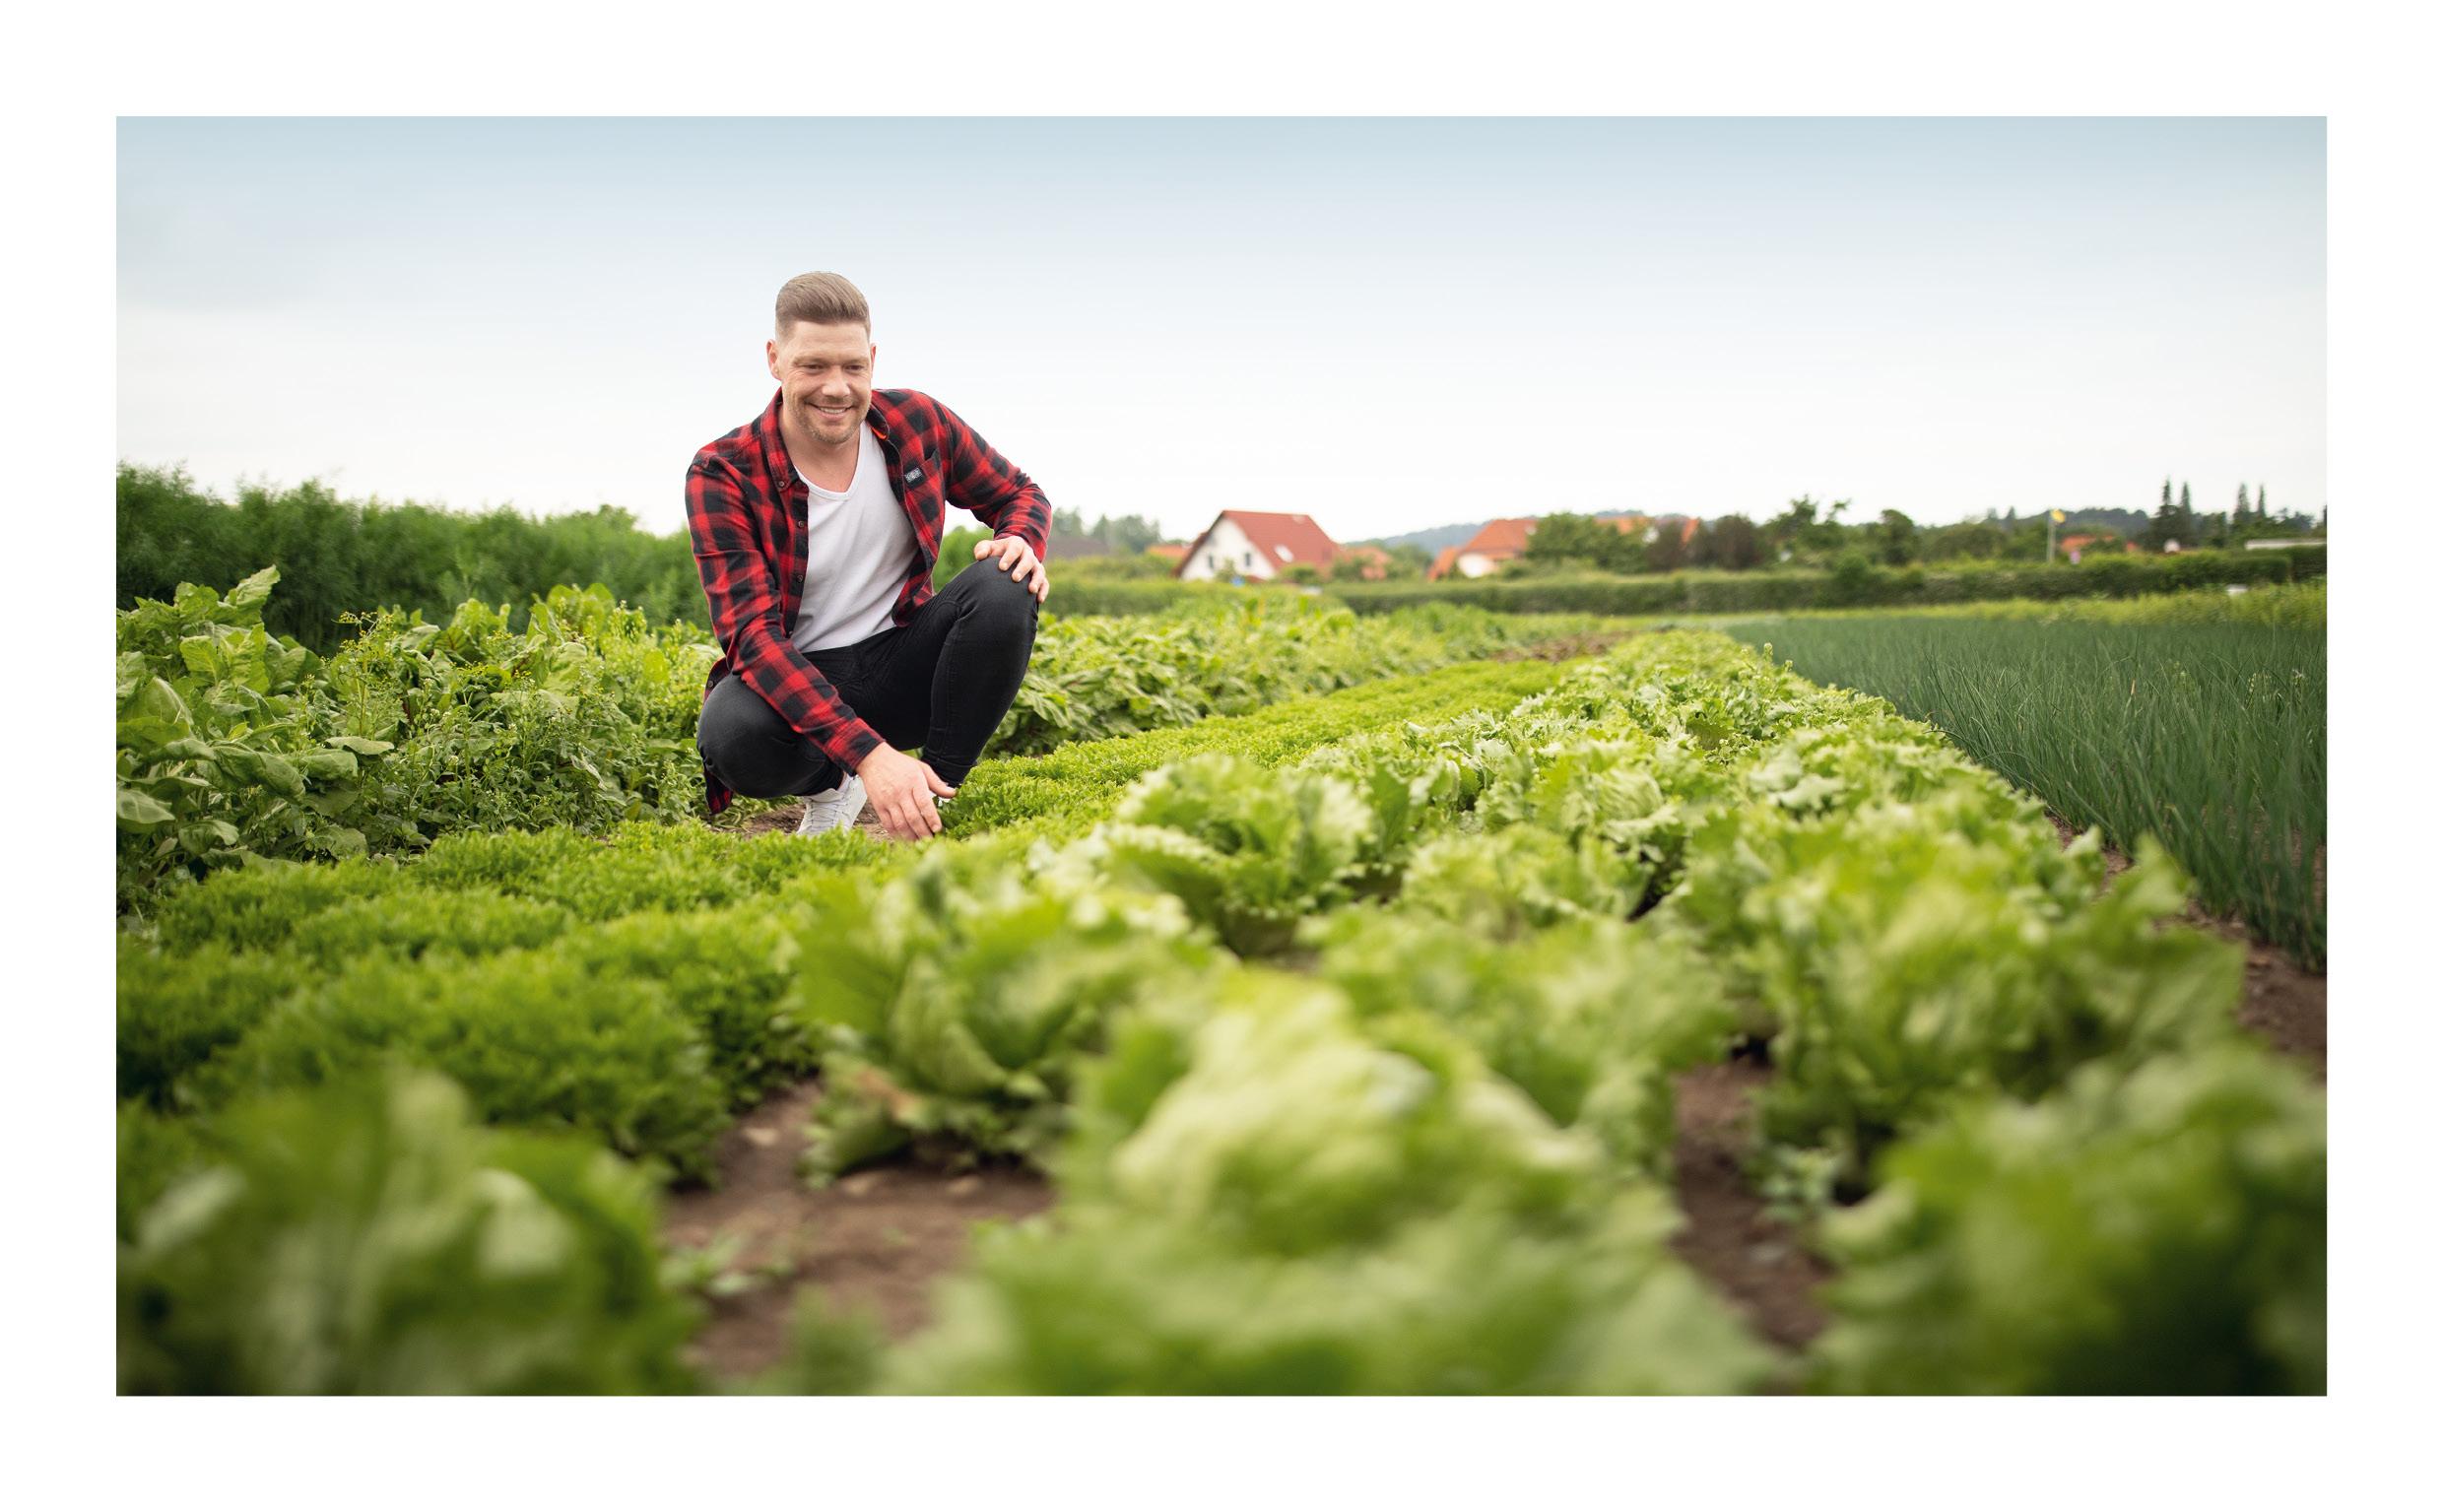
left=115, top=566, right=1608, bottom=910
left=119, top=632, right=2322, bottom=1393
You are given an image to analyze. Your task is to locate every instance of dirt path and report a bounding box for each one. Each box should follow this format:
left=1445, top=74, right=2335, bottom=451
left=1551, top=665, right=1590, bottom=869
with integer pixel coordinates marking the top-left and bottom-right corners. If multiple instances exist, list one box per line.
left=1669, top=1062, right=1830, bottom=1360
left=661, top=1079, right=1053, bottom=1382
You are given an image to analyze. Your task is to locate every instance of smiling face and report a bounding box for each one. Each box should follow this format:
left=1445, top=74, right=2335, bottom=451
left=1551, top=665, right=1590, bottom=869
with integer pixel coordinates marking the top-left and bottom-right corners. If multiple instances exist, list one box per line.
left=766, top=319, right=877, bottom=450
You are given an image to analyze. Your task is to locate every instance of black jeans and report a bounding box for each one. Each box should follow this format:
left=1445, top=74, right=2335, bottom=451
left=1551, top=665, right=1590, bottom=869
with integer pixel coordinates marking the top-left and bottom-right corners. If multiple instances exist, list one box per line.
left=696, top=559, right=1040, bottom=799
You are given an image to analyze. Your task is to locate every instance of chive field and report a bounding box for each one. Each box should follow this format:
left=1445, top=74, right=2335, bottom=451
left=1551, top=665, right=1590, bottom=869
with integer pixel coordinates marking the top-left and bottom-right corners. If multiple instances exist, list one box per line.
left=1721, top=612, right=2326, bottom=965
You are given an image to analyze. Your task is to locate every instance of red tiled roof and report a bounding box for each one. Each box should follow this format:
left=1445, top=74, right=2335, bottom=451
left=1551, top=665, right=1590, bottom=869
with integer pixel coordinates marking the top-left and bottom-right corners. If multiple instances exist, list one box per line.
left=1459, top=517, right=1537, bottom=559
left=1176, top=510, right=1343, bottom=575
left=1426, top=545, right=1462, bottom=581
left=1459, top=514, right=1649, bottom=564
left=1147, top=543, right=1188, bottom=561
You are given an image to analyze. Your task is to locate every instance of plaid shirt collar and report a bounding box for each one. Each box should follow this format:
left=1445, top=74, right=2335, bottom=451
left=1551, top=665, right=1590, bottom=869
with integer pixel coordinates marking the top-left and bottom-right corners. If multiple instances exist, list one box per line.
left=750, top=389, right=917, bottom=502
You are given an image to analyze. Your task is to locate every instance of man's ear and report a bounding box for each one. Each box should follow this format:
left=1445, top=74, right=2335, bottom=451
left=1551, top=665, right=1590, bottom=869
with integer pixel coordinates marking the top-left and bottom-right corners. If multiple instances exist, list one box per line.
left=765, top=339, right=781, bottom=381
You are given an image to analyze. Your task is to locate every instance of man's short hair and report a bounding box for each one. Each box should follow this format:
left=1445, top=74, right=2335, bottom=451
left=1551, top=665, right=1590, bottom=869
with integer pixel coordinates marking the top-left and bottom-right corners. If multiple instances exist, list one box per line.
left=776, top=271, right=871, bottom=336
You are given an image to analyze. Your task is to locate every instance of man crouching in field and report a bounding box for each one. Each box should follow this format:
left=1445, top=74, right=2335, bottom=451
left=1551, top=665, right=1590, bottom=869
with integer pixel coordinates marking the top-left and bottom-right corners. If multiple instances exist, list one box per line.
left=687, top=271, right=1052, bottom=842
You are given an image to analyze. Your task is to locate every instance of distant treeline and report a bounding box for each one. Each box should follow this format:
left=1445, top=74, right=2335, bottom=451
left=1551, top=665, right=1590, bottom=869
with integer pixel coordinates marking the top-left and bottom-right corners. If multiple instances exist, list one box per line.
left=117, top=465, right=706, bottom=650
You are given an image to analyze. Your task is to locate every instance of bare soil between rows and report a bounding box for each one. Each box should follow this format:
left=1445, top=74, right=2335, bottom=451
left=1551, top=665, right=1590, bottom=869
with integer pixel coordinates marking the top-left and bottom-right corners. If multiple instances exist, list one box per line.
left=1669, top=1062, right=1829, bottom=1357
left=2050, top=815, right=2325, bottom=1081
left=661, top=1080, right=1052, bottom=1382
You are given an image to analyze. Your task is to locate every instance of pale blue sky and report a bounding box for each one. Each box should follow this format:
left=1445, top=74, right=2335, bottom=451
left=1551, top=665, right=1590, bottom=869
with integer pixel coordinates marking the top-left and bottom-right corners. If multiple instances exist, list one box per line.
left=117, top=117, right=2324, bottom=541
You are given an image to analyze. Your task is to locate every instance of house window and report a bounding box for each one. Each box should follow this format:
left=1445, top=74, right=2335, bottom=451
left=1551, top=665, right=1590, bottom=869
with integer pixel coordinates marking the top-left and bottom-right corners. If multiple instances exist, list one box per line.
left=1242, top=550, right=1252, bottom=567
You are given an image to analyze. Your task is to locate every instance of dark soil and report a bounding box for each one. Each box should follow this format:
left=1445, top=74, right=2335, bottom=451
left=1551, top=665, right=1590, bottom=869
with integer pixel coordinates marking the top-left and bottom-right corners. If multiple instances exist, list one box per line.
left=2049, top=815, right=2326, bottom=1081
left=1669, top=1062, right=1830, bottom=1355
left=661, top=1079, right=1054, bottom=1382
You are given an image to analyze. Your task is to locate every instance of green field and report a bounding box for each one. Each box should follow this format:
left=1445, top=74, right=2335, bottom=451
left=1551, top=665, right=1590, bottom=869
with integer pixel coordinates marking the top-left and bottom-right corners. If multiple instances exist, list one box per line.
left=1720, top=610, right=2326, bottom=965
left=119, top=611, right=2324, bottom=1394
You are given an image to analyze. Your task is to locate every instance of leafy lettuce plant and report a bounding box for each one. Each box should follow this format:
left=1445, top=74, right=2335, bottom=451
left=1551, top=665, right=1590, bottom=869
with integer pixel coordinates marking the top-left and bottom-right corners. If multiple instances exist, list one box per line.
left=1472, top=731, right=1725, bottom=905
left=795, top=844, right=1222, bottom=1180
left=1393, top=822, right=1645, bottom=935
left=885, top=975, right=1771, bottom=1394
left=1810, top=1045, right=2325, bottom=1394
left=1670, top=792, right=2243, bottom=1184
left=118, top=1072, right=698, bottom=1394
left=1307, top=908, right=1735, bottom=1177
left=1048, top=753, right=1376, bottom=955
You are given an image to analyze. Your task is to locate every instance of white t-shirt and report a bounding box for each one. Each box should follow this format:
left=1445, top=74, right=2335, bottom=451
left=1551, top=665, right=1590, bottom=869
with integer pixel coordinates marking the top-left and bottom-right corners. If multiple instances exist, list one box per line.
left=790, top=425, right=921, bottom=655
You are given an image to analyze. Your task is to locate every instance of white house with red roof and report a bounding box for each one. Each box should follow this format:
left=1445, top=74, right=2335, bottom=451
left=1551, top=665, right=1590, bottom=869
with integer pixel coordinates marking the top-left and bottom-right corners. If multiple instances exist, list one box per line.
left=1175, top=510, right=1344, bottom=581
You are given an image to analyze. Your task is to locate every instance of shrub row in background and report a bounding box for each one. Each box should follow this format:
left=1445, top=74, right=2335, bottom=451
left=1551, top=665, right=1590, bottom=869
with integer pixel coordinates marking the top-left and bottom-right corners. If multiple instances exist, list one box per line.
left=118, top=462, right=1234, bottom=646
left=119, top=464, right=706, bottom=650
left=1722, top=581, right=2326, bottom=632
left=1323, top=548, right=2323, bottom=617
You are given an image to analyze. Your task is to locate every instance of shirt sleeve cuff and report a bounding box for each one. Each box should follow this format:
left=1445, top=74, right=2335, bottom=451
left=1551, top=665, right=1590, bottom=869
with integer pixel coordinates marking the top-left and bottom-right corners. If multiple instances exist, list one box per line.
left=823, top=719, right=887, bottom=774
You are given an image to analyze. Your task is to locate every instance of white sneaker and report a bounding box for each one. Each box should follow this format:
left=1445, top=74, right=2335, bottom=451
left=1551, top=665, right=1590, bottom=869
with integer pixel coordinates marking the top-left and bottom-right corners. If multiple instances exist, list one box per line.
left=793, top=775, right=868, bottom=837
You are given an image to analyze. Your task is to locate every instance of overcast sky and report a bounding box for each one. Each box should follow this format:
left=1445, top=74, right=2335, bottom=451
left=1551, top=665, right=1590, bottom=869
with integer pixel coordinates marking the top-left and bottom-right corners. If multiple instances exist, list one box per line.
left=118, top=116, right=2324, bottom=542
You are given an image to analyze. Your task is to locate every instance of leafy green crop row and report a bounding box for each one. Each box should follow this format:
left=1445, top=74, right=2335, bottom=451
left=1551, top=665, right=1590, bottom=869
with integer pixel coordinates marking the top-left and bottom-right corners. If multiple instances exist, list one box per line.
left=117, top=569, right=1593, bottom=911
left=119, top=630, right=2323, bottom=1394
left=996, top=594, right=1599, bottom=757
left=768, top=632, right=2319, bottom=1392
left=117, top=658, right=1567, bottom=1173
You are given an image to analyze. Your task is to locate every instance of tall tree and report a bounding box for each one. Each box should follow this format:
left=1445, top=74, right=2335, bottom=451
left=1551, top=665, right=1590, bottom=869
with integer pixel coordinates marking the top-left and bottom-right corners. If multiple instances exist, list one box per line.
left=1872, top=508, right=1918, bottom=566
left=1708, top=512, right=1764, bottom=571
left=2235, top=483, right=2251, bottom=523
left=2256, top=484, right=2268, bottom=515
left=1522, top=512, right=1631, bottom=571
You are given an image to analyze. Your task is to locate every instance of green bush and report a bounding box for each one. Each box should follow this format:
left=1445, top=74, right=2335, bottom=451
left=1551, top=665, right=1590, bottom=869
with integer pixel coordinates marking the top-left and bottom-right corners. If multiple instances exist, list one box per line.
left=118, top=463, right=706, bottom=650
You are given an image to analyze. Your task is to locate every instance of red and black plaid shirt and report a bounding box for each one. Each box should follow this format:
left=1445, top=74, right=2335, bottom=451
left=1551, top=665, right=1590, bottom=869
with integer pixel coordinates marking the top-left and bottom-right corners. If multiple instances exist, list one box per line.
left=685, top=387, right=1052, bottom=816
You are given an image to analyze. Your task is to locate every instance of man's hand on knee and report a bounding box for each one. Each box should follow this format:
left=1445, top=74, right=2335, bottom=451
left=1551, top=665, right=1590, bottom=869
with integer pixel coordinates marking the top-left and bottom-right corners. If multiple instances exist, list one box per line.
left=974, top=534, right=1050, bottom=603
left=857, top=746, right=957, bottom=841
